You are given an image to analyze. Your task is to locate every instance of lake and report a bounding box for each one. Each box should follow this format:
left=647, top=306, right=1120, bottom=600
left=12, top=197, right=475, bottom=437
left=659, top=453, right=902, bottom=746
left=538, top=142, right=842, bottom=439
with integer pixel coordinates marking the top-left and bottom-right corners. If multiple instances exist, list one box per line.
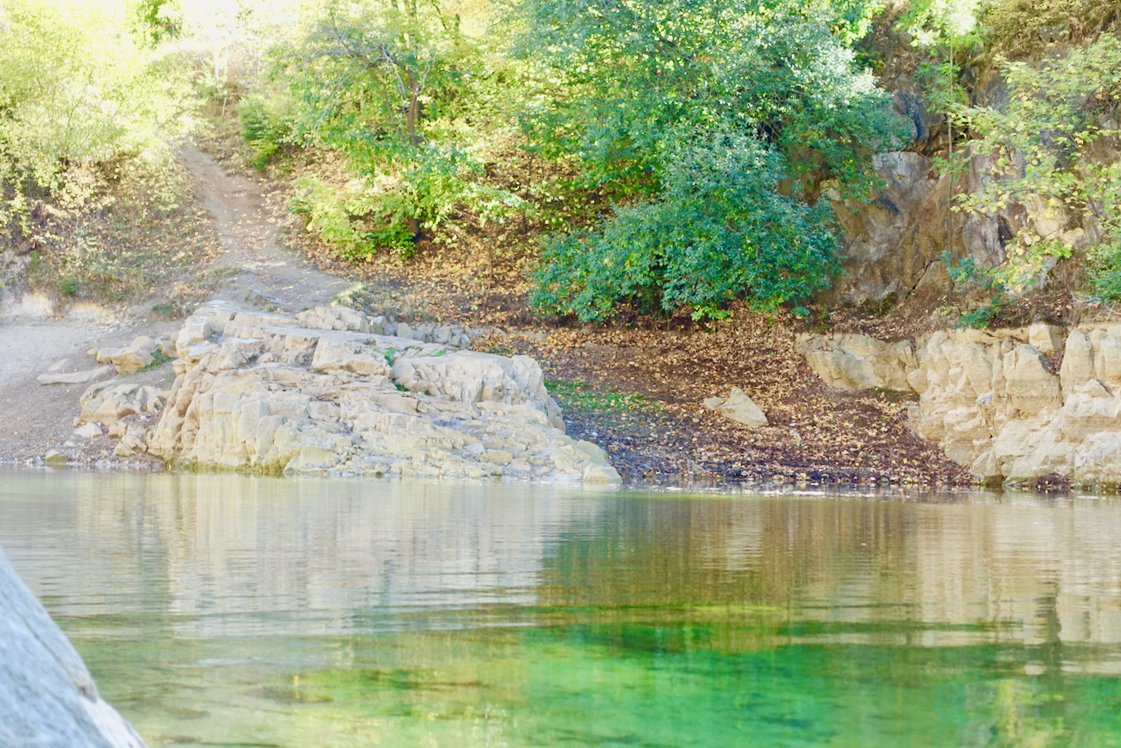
left=2, top=469, right=1121, bottom=747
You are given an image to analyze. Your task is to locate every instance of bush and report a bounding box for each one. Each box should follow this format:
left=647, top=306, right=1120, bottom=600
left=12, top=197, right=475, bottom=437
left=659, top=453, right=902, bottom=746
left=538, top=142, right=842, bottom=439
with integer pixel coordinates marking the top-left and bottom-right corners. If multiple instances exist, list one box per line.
left=238, top=94, right=295, bottom=170
left=515, top=0, right=901, bottom=320
left=531, top=133, right=841, bottom=321
left=958, top=33, right=1121, bottom=294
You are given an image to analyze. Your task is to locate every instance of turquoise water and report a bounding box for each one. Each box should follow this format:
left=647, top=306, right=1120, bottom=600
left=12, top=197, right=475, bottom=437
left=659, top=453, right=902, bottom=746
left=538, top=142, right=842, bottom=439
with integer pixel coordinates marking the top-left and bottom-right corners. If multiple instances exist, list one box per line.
left=3, top=470, right=1121, bottom=746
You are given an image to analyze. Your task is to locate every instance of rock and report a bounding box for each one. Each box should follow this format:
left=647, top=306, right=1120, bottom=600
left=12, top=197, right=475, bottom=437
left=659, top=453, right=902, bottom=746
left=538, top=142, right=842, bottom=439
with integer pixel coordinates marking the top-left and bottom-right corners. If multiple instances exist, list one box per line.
left=1091, top=328, right=1121, bottom=387
left=142, top=308, right=615, bottom=484
left=79, top=382, right=167, bottom=427
left=391, top=351, right=564, bottom=430
left=704, top=388, right=768, bottom=428
left=797, top=333, right=915, bottom=391
left=1001, top=344, right=1062, bottom=416
left=1060, top=330, right=1095, bottom=392
left=43, top=451, right=68, bottom=466
left=0, top=544, right=147, bottom=748
left=244, top=288, right=279, bottom=308
left=1027, top=323, right=1063, bottom=355
left=800, top=323, right=1121, bottom=488
left=157, top=337, right=176, bottom=359
left=107, top=336, right=159, bottom=374
left=75, top=423, right=104, bottom=439
left=311, top=337, right=392, bottom=377
left=37, top=365, right=115, bottom=385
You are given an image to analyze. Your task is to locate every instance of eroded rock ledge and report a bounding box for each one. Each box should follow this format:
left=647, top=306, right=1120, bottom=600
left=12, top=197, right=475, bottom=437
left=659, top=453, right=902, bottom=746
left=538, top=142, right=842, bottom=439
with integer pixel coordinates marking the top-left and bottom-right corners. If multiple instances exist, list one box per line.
left=797, top=323, right=1121, bottom=488
left=76, top=304, right=620, bottom=484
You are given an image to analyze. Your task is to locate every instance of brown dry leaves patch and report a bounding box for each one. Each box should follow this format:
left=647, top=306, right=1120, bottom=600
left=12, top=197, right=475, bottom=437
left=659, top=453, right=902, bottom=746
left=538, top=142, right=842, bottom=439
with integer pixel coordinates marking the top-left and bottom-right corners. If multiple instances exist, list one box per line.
left=516, top=305, right=972, bottom=488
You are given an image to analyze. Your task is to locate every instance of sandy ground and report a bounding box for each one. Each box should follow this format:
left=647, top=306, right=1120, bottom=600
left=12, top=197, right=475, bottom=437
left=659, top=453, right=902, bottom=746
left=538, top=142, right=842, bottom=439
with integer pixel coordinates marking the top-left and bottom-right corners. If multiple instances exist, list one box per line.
left=0, top=145, right=352, bottom=466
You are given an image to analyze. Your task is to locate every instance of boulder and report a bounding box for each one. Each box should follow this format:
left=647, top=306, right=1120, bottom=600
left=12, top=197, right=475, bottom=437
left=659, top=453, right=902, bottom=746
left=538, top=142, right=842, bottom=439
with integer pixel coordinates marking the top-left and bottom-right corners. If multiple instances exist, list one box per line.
left=43, top=450, right=69, bottom=466
left=106, top=336, right=159, bottom=374
left=797, top=333, right=915, bottom=391
left=74, top=422, right=104, bottom=439
left=703, top=388, right=768, bottom=428
left=0, top=544, right=147, bottom=747
left=79, top=382, right=167, bottom=427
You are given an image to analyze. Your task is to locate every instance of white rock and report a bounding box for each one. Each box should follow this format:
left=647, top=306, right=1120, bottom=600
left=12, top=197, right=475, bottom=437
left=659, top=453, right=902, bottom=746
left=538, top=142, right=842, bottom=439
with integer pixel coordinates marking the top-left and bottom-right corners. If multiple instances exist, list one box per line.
left=704, top=388, right=768, bottom=428
left=140, top=310, right=615, bottom=484
left=37, top=365, right=115, bottom=385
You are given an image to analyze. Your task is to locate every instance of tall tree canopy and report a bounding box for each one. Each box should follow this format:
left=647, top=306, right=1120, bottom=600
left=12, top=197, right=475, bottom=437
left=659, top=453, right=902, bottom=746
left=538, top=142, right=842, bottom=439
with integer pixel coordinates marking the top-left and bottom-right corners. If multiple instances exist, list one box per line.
left=515, top=0, right=904, bottom=319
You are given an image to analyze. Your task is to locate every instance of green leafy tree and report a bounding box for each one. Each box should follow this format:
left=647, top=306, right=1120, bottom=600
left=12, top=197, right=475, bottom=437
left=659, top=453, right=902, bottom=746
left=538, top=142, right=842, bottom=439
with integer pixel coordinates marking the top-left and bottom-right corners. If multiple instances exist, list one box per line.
left=513, top=0, right=903, bottom=320
left=0, top=0, right=195, bottom=234
left=958, top=33, right=1121, bottom=293
left=276, top=0, right=507, bottom=245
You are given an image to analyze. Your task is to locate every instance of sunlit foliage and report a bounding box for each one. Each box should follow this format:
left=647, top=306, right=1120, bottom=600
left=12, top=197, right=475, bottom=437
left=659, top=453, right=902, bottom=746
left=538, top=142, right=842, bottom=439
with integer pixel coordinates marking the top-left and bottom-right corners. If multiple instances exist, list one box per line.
left=0, top=0, right=195, bottom=232
left=960, top=33, right=1121, bottom=293
left=269, top=0, right=523, bottom=252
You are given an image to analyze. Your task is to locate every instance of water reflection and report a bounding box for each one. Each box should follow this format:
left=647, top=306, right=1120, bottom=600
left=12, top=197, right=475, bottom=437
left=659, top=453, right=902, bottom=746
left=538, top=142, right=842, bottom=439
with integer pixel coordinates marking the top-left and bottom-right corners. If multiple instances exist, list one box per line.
left=2, top=470, right=1121, bottom=746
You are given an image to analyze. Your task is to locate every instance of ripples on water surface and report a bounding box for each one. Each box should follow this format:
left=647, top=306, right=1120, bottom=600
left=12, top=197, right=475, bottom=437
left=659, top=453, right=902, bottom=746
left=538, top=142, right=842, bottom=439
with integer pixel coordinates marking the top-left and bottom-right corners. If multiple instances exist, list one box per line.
left=3, top=470, right=1121, bottom=746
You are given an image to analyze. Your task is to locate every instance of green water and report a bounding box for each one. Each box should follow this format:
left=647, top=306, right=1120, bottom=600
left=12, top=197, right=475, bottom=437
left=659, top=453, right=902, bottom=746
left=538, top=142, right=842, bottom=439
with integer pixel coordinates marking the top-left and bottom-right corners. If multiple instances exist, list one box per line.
left=3, top=471, right=1121, bottom=747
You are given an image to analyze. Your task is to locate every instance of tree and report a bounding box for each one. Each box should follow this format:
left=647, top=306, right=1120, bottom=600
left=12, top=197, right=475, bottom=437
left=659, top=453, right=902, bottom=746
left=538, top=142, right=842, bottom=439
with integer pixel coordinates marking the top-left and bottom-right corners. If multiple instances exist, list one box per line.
left=0, top=0, right=195, bottom=233
left=513, top=0, right=904, bottom=320
left=958, top=33, right=1121, bottom=294
left=276, top=0, right=484, bottom=242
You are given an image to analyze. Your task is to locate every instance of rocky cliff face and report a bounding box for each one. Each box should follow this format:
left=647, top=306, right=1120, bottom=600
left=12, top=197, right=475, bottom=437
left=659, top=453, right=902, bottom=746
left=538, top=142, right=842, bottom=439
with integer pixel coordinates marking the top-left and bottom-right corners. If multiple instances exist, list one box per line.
left=799, top=323, right=1121, bottom=488
left=826, top=24, right=1113, bottom=309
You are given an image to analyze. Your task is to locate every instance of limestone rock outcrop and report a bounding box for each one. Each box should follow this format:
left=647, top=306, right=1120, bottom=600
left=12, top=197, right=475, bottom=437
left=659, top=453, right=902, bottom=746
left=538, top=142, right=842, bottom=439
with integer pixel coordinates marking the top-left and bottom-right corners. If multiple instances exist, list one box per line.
left=141, top=304, right=620, bottom=484
left=0, top=544, right=147, bottom=748
left=795, top=333, right=916, bottom=391
left=799, top=322, right=1121, bottom=488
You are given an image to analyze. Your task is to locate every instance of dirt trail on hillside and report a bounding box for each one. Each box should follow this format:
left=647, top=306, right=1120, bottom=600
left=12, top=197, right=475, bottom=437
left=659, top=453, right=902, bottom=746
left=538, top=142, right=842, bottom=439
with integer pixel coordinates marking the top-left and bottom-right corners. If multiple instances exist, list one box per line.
left=0, top=144, right=352, bottom=464
left=178, top=145, right=351, bottom=308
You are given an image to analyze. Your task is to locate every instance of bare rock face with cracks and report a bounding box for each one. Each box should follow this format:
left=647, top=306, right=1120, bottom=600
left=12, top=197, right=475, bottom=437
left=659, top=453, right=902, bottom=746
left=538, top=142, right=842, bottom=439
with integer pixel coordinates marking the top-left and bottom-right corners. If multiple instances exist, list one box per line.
left=72, top=303, right=621, bottom=483
left=798, top=323, right=1121, bottom=488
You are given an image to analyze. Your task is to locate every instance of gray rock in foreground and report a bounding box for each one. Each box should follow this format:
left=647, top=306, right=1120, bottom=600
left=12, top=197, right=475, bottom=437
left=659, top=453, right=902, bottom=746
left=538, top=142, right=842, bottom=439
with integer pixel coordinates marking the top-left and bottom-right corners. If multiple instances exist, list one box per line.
left=0, top=544, right=147, bottom=748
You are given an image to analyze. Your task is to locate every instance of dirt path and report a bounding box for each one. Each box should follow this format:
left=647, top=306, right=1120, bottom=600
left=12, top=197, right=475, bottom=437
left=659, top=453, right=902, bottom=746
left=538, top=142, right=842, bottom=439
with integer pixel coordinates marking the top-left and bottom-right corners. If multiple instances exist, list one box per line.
left=0, top=144, right=352, bottom=464
left=177, top=145, right=351, bottom=309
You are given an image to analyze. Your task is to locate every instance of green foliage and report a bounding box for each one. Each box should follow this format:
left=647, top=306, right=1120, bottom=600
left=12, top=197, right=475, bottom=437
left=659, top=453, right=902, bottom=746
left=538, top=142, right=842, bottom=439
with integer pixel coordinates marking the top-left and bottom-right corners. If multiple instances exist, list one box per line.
left=897, top=0, right=983, bottom=51
left=290, top=175, right=411, bottom=260
left=958, top=33, right=1121, bottom=292
left=515, top=0, right=900, bottom=320
left=239, top=92, right=297, bottom=169
left=0, top=0, right=196, bottom=233
left=545, top=380, right=662, bottom=413
left=942, top=250, right=1011, bottom=328
left=531, top=133, right=841, bottom=320
left=270, top=0, right=524, bottom=257
left=983, top=0, right=1121, bottom=53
